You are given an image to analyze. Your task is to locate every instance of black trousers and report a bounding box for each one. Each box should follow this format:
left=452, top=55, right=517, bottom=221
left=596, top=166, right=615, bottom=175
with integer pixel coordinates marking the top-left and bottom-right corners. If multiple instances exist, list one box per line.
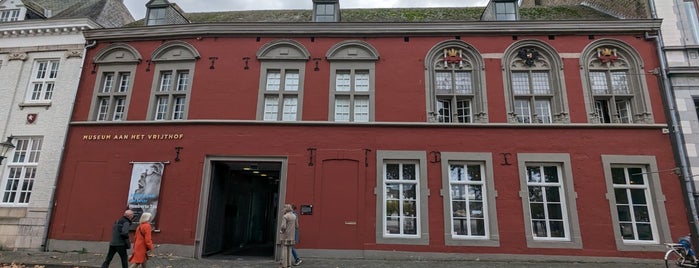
left=101, top=245, right=128, bottom=268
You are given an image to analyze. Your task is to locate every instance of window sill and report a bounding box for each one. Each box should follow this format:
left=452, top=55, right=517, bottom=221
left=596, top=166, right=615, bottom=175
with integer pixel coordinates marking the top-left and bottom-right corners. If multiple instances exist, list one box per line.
left=0, top=207, right=28, bottom=218
left=19, top=102, right=51, bottom=110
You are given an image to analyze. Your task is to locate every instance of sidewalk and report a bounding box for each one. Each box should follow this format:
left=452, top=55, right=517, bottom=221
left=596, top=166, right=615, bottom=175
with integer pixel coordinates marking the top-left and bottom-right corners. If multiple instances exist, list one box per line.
left=0, top=249, right=666, bottom=268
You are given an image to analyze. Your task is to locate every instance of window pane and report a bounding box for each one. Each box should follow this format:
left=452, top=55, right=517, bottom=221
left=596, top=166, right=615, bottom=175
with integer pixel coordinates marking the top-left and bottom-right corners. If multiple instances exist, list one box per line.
left=354, top=96, right=370, bottom=122
left=529, top=186, right=543, bottom=202
left=102, top=73, right=114, bottom=93
left=113, top=97, right=126, bottom=121
left=611, top=167, right=626, bottom=184
left=403, top=184, right=416, bottom=199
left=515, top=99, right=531, bottom=123
left=535, top=100, right=552, bottom=123
left=155, top=97, right=168, bottom=120
left=334, top=96, right=350, bottom=122
left=336, top=71, right=351, bottom=92
left=617, top=205, right=631, bottom=221
left=616, top=99, right=632, bottom=123
left=159, top=72, right=172, bottom=92
left=97, top=98, right=109, bottom=121
left=550, top=221, right=565, bottom=237
left=527, top=166, right=542, bottom=183
left=172, top=96, right=186, bottom=120
left=451, top=185, right=466, bottom=200
left=263, top=96, right=279, bottom=121
left=611, top=72, right=629, bottom=94
left=118, top=73, right=130, bottom=92
left=284, top=71, right=299, bottom=91
left=590, top=72, right=608, bottom=94
left=545, top=186, right=560, bottom=202
left=437, top=99, right=452, bottom=123
left=386, top=164, right=399, bottom=180
left=512, top=72, right=529, bottom=95
left=543, top=166, right=559, bottom=183
left=531, top=71, right=551, bottom=94
left=435, top=72, right=452, bottom=94
left=282, top=97, right=297, bottom=121
left=456, top=99, right=471, bottom=123
left=355, top=71, right=370, bottom=92
left=454, top=71, right=472, bottom=94
left=467, top=165, right=481, bottom=181
left=450, top=165, right=465, bottom=182
left=266, top=70, right=281, bottom=91
left=402, top=164, right=416, bottom=180
left=176, top=71, right=189, bottom=91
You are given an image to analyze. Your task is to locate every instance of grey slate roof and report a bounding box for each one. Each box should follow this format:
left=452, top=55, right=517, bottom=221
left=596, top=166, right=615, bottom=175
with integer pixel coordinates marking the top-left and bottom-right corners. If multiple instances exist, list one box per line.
left=21, top=0, right=134, bottom=28
left=126, top=5, right=616, bottom=26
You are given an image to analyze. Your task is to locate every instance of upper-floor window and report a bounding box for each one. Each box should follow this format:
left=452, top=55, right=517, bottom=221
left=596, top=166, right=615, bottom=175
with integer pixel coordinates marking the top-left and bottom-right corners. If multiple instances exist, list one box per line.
left=327, top=41, right=379, bottom=122
left=313, top=0, right=338, bottom=22
left=256, top=40, right=309, bottom=121
left=581, top=40, right=653, bottom=124
left=262, top=69, right=299, bottom=121
left=495, top=1, right=517, bottom=21
left=601, top=155, right=672, bottom=251
left=504, top=42, right=568, bottom=123
left=148, top=41, right=199, bottom=121
left=0, top=9, right=19, bottom=22
left=1, top=137, right=42, bottom=205
left=147, top=8, right=167, bottom=26
left=684, top=1, right=699, bottom=45
left=89, top=43, right=142, bottom=121
left=426, top=41, right=487, bottom=123
left=26, top=59, right=59, bottom=102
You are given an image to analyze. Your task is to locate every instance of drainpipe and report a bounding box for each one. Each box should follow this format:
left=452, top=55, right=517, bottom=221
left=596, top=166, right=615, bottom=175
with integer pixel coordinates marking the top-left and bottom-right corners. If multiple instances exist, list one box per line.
left=646, top=0, right=699, bottom=247
left=41, top=39, right=98, bottom=252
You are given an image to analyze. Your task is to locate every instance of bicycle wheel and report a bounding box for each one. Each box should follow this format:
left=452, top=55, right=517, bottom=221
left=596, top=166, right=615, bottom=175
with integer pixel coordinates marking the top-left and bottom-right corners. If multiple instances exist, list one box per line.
left=665, top=249, right=686, bottom=268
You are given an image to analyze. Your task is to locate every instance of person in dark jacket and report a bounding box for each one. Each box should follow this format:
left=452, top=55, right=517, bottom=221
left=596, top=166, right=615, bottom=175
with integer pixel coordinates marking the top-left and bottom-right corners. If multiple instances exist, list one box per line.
left=101, top=209, right=134, bottom=268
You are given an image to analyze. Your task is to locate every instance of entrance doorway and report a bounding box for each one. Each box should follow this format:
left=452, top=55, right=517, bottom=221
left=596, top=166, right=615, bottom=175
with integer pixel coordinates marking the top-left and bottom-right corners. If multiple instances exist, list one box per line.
left=200, top=160, right=281, bottom=258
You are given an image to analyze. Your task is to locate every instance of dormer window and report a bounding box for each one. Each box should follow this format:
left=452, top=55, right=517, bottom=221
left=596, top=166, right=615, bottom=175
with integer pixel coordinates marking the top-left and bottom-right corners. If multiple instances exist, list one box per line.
left=0, top=9, right=20, bottom=22
left=147, top=7, right=166, bottom=25
left=495, top=0, right=517, bottom=21
left=313, top=0, right=339, bottom=22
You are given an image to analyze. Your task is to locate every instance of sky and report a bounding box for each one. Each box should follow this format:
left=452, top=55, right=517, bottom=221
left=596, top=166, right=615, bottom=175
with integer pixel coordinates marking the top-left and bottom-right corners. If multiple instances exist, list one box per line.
left=124, top=0, right=490, bottom=20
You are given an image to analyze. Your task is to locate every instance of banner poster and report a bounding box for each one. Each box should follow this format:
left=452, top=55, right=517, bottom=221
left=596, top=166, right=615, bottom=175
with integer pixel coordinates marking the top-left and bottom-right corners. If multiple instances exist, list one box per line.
left=127, top=162, right=165, bottom=225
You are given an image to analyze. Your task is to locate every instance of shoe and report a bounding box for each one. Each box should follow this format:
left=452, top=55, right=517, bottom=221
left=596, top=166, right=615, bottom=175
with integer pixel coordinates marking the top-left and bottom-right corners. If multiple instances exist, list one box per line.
left=293, top=259, right=303, bottom=266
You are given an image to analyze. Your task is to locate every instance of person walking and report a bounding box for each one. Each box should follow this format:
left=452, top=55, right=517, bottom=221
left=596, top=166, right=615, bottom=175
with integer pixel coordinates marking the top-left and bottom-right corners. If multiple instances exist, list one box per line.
left=279, top=204, right=297, bottom=268
left=291, top=205, right=302, bottom=266
left=128, top=212, right=154, bottom=268
left=101, top=209, right=134, bottom=268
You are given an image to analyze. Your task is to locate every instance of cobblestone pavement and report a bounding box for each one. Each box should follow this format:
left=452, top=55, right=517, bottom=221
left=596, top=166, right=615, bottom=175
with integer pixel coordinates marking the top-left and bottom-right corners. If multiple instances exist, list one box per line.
left=0, top=250, right=666, bottom=268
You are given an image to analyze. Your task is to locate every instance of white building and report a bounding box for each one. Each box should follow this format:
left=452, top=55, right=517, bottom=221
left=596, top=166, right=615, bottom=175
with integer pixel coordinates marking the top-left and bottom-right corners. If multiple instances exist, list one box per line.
left=0, top=0, right=132, bottom=250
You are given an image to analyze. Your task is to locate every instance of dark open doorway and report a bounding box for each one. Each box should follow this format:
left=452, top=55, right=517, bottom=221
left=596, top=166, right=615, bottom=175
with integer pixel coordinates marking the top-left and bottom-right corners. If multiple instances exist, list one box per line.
left=201, top=161, right=281, bottom=258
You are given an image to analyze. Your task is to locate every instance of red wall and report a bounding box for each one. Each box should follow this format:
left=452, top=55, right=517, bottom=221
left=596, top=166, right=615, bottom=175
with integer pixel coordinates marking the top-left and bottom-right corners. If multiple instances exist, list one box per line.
left=51, top=33, right=683, bottom=259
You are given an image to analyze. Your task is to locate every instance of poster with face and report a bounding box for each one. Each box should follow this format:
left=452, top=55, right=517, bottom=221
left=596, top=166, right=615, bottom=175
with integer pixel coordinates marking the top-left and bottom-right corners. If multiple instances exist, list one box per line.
left=127, top=162, right=165, bottom=225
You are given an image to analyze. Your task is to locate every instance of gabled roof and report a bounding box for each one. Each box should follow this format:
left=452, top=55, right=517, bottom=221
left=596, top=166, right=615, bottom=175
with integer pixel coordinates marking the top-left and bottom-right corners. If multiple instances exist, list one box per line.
left=23, top=0, right=134, bottom=28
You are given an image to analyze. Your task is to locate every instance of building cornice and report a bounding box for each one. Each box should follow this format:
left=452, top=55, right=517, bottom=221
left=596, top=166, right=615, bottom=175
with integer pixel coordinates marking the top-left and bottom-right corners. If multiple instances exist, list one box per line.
left=0, top=18, right=101, bottom=38
left=84, top=19, right=662, bottom=41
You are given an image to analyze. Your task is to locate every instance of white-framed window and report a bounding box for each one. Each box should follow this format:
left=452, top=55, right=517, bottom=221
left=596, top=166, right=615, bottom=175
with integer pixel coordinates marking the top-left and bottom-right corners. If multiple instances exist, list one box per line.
left=601, top=155, right=672, bottom=251
left=440, top=152, right=499, bottom=247
left=327, top=41, right=378, bottom=123
left=26, top=59, right=60, bottom=102
left=426, top=42, right=486, bottom=123
left=332, top=70, right=370, bottom=122
left=684, top=1, right=699, bottom=45
left=95, top=72, right=131, bottom=121
left=376, top=151, right=429, bottom=245
left=262, top=69, right=300, bottom=121
left=153, top=70, right=189, bottom=120
left=0, top=9, right=20, bottom=22
left=256, top=40, right=308, bottom=121
left=504, top=43, right=568, bottom=123
left=582, top=41, right=653, bottom=124
left=517, top=153, right=582, bottom=248
left=611, top=166, right=657, bottom=242
left=1, top=137, right=42, bottom=205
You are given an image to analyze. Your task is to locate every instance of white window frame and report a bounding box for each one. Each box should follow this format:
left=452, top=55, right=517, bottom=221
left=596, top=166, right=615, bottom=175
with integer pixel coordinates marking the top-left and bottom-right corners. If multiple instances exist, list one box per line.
left=95, top=72, right=131, bottom=121
left=153, top=70, right=190, bottom=120
left=0, top=9, right=20, bottom=22
left=525, top=163, right=569, bottom=240
left=440, top=152, right=499, bottom=247
left=376, top=151, right=429, bottom=245
left=601, top=155, right=672, bottom=251
left=262, top=69, right=300, bottom=121
left=331, top=69, right=371, bottom=122
left=26, top=59, right=60, bottom=103
left=1, top=137, right=42, bottom=206
left=517, top=153, right=582, bottom=249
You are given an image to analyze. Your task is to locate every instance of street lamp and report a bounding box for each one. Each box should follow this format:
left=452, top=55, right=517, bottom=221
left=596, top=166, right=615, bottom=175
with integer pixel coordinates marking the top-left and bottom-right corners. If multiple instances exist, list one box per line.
left=0, top=137, right=15, bottom=165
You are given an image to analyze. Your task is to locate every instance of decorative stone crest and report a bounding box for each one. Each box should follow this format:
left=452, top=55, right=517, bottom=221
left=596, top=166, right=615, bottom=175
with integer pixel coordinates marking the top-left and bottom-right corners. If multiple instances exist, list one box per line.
left=65, top=50, right=83, bottom=58
left=8, top=52, right=28, bottom=61
left=439, top=48, right=465, bottom=68
left=597, top=47, right=618, bottom=63
left=517, top=48, right=539, bottom=67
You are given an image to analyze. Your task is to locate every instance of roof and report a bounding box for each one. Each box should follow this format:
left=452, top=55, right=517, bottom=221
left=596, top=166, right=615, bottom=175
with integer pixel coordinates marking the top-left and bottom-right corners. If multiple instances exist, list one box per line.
left=125, top=5, right=616, bottom=26
left=23, top=0, right=134, bottom=28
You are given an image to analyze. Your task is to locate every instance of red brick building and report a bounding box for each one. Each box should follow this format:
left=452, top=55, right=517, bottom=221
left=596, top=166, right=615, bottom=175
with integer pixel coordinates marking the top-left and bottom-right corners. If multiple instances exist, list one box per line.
left=47, top=0, right=684, bottom=261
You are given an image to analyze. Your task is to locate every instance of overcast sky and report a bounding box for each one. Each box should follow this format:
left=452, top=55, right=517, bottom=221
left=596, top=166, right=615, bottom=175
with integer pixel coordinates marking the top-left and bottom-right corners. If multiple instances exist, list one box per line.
left=124, top=0, right=490, bottom=20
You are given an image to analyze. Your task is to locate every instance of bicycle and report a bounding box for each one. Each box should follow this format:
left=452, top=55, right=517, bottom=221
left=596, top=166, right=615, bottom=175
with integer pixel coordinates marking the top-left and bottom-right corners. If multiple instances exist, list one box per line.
left=665, top=236, right=698, bottom=267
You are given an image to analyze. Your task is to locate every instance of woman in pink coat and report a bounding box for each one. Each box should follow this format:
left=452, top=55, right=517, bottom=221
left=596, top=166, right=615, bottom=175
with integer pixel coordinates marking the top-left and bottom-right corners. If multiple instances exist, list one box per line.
left=129, top=212, right=154, bottom=268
